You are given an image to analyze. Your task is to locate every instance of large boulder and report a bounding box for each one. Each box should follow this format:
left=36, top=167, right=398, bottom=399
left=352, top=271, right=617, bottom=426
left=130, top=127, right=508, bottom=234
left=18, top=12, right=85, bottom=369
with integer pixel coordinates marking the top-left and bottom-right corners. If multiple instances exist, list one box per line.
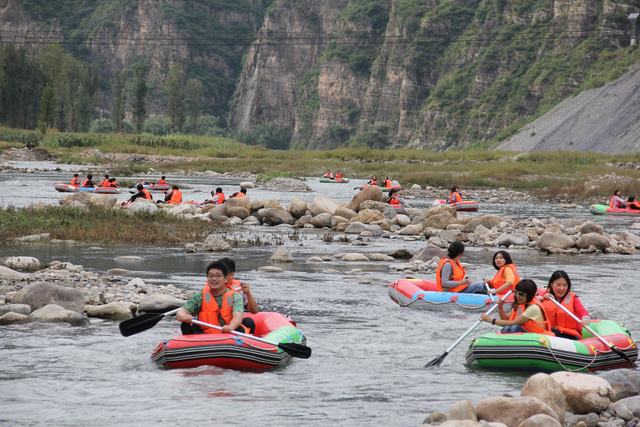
left=167, top=204, right=198, bottom=216
left=128, top=200, right=157, bottom=214
left=448, top=400, right=477, bottom=421
left=138, top=294, right=185, bottom=313
left=269, top=246, right=294, bottom=263
left=397, top=224, right=424, bottom=235
left=202, top=234, right=232, bottom=252
left=347, top=185, right=383, bottom=211
left=521, top=373, right=566, bottom=424
left=476, top=396, right=559, bottom=427
left=598, top=369, right=640, bottom=401
left=462, top=215, right=503, bottom=232
left=84, top=302, right=136, bottom=320
left=427, top=204, right=456, bottom=217
left=239, top=181, right=255, bottom=189
left=495, top=232, right=530, bottom=247
left=309, top=195, right=340, bottom=216
left=310, top=213, right=332, bottom=228
left=259, top=208, right=295, bottom=226
left=352, top=209, right=384, bottom=224
left=0, top=265, right=28, bottom=280
left=579, top=221, right=604, bottom=235
left=423, top=212, right=455, bottom=229
left=411, top=244, right=445, bottom=263
left=0, top=312, right=31, bottom=325
left=517, top=414, right=561, bottom=427
left=88, top=194, right=117, bottom=208
left=335, top=206, right=357, bottom=219
left=576, top=233, right=611, bottom=251
left=225, top=197, right=251, bottom=212
left=263, top=177, right=311, bottom=192
left=550, top=371, right=613, bottom=414
left=11, top=282, right=85, bottom=313
left=0, top=304, right=31, bottom=315
left=31, top=304, right=87, bottom=325
left=539, top=232, right=574, bottom=251
left=226, top=205, right=251, bottom=219
left=359, top=200, right=388, bottom=212
left=614, top=395, right=640, bottom=418
left=287, top=198, right=308, bottom=218
left=59, top=191, right=92, bottom=206
left=3, top=256, right=41, bottom=272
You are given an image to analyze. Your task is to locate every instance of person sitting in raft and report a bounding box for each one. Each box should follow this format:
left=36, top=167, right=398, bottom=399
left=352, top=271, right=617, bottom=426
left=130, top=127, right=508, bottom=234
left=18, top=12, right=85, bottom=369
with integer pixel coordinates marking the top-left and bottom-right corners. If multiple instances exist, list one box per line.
left=232, top=188, right=247, bottom=199
left=627, top=196, right=640, bottom=210
left=368, top=175, right=379, bottom=186
left=449, top=185, right=463, bottom=204
left=124, top=183, right=152, bottom=204
left=157, top=185, right=182, bottom=205
left=99, top=174, right=110, bottom=187
left=540, top=270, right=590, bottom=340
left=81, top=174, right=95, bottom=188
left=70, top=173, right=80, bottom=186
left=176, top=260, right=247, bottom=335
left=387, top=188, right=402, bottom=206
left=322, top=170, right=334, bottom=179
left=108, top=177, right=118, bottom=188
left=334, top=170, right=344, bottom=182
left=383, top=176, right=392, bottom=188
left=156, top=176, right=168, bottom=186
left=220, top=257, right=258, bottom=334
left=609, top=189, right=626, bottom=209
left=481, top=279, right=554, bottom=335
left=484, top=250, right=520, bottom=296
left=435, top=242, right=487, bottom=294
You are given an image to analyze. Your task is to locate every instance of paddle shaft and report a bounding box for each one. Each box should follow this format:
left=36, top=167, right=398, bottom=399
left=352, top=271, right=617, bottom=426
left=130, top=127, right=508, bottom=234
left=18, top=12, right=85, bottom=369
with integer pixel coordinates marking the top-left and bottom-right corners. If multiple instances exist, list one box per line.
left=441, top=296, right=505, bottom=354
left=191, top=318, right=286, bottom=348
left=548, top=297, right=612, bottom=347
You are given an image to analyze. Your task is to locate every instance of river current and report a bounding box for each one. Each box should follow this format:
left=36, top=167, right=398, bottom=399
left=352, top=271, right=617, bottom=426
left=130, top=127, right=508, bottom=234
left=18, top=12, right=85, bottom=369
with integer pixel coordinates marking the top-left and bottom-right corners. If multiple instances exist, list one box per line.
left=1, top=164, right=639, bottom=426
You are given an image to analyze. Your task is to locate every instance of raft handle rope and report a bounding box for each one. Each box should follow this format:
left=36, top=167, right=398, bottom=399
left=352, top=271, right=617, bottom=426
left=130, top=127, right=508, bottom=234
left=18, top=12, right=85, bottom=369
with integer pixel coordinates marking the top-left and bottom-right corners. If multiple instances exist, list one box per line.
left=542, top=340, right=600, bottom=372
left=392, top=280, right=491, bottom=310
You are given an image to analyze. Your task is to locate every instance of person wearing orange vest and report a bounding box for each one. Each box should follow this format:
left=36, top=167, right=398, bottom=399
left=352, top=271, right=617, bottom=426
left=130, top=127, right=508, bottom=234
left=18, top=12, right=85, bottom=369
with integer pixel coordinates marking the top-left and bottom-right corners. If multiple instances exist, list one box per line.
left=629, top=196, right=640, bottom=210
left=177, top=260, right=245, bottom=335
left=383, top=177, right=392, bottom=188
left=609, top=189, right=626, bottom=208
left=481, top=279, right=554, bottom=336
left=233, top=188, right=247, bottom=199
left=435, top=242, right=486, bottom=294
left=166, top=185, right=182, bottom=204
left=220, top=257, right=258, bottom=334
left=214, top=187, right=225, bottom=204
left=322, top=170, right=334, bottom=179
left=81, top=174, right=95, bottom=188
left=70, top=174, right=80, bottom=186
left=156, top=176, right=168, bottom=185
left=387, top=188, right=402, bottom=206
left=334, top=170, right=344, bottom=182
left=484, top=250, right=520, bottom=296
left=449, top=185, right=463, bottom=204
left=126, top=183, right=153, bottom=204
left=108, top=177, right=118, bottom=188
left=99, top=174, right=110, bottom=187
left=540, top=270, right=590, bottom=340
left=368, top=175, right=379, bottom=186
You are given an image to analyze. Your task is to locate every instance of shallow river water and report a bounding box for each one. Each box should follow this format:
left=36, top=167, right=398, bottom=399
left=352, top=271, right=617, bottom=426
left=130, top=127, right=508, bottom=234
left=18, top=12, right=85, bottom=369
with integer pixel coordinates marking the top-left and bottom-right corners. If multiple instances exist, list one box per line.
left=1, top=165, right=640, bottom=426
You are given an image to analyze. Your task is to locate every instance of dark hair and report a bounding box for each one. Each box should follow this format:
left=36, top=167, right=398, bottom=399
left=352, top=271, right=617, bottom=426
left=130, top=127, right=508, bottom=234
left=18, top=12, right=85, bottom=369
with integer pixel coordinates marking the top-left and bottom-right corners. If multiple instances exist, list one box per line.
left=73, top=173, right=79, bottom=177
left=206, top=260, right=229, bottom=277
left=240, top=188, right=247, bottom=194
left=172, top=185, right=179, bottom=190
left=104, top=174, right=109, bottom=178
left=87, top=174, right=93, bottom=179
left=451, top=185, right=458, bottom=192
left=219, top=257, right=236, bottom=273
left=161, top=175, right=166, bottom=179
left=216, top=187, right=223, bottom=193
left=447, top=241, right=465, bottom=258
left=628, top=196, right=635, bottom=203
left=492, top=250, right=513, bottom=270
left=514, top=279, right=538, bottom=303
left=546, top=270, right=572, bottom=299
left=136, top=183, right=143, bottom=190
left=109, top=178, right=116, bottom=182
left=613, top=189, right=620, bottom=196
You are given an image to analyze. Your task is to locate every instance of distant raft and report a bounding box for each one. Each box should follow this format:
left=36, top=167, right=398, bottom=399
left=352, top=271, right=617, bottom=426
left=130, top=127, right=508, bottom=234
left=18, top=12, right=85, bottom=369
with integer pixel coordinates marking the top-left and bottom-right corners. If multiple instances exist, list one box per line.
left=142, top=183, right=171, bottom=191
left=433, top=199, right=479, bottom=212
left=466, top=319, right=638, bottom=373
left=54, top=183, right=120, bottom=194
left=388, top=278, right=507, bottom=311
left=151, top=312, right=307, bottom=372
left=320, top=177, right=350, bottom=183
left=589, top=204, right=640, bottom=216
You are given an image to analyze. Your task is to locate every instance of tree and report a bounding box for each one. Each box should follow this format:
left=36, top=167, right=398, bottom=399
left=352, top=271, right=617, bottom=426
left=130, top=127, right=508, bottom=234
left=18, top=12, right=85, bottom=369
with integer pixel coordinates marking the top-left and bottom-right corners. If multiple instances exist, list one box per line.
left=185, top=78, right=203, bottom=132
left=131, top=61, right=148, bottom=134
left=111, top=70, right=126, bottom=132
left=38, top=84, right=56, bottom=131
left=165, top=63, right=185, bottom=133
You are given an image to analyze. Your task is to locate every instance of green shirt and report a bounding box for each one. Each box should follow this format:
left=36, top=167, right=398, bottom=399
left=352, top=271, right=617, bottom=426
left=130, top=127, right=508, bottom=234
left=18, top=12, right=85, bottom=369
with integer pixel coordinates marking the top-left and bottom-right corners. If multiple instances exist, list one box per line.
left=183, top=290, right=244, bottom=326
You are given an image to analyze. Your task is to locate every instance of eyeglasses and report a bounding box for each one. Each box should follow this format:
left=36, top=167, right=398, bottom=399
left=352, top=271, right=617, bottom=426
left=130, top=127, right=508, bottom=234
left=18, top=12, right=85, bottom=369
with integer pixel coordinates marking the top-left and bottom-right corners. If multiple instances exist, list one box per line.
left=514, top=291, right=527, bottom=297
left=207, top=273, right=224, bottom=279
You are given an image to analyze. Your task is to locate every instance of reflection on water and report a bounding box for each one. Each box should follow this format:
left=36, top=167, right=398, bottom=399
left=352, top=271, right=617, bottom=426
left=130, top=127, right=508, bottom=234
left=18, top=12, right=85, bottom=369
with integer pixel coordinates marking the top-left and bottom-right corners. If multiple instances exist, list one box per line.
left=1, top=165, right=640, bottom=425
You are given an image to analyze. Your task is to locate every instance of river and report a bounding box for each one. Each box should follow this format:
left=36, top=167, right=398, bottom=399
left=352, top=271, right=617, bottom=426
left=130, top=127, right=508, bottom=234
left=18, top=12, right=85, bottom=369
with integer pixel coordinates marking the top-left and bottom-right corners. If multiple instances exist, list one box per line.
left=1, top=164, right=639, bottom=426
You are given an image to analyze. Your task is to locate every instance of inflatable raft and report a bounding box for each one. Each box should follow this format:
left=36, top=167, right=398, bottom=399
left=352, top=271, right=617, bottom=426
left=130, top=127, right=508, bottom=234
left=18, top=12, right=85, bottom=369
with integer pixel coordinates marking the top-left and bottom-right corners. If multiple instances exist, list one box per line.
left=151, top=312, right=307, bottom=371
left=320, top=177, right=350, bottom=183
left=389, top=278, right=506, bottom=311
left=590, top=204, right=640, bottom=216
left=141, top=183, right=171, bottom=191
left=54, top=183, right=120, bottom=194
left=433, top=199, right=479, bottom=212
left=466, top=319, right=638, bottom=372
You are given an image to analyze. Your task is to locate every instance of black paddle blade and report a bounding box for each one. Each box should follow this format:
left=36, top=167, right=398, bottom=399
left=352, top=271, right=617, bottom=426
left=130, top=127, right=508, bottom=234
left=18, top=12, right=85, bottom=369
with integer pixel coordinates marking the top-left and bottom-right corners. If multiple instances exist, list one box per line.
left=278, top=342, right=312, bottom=359
left=119, top=313, right=164, bottom=337
left=611, top=346, right=636, bottom=368
left=425, top=351, right=448, bottom=368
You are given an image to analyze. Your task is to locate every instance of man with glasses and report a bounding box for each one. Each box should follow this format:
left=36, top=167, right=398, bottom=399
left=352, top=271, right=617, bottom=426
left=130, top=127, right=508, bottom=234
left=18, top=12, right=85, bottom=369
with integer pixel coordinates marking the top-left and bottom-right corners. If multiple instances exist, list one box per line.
left=176, top=260, right=246, bottom=335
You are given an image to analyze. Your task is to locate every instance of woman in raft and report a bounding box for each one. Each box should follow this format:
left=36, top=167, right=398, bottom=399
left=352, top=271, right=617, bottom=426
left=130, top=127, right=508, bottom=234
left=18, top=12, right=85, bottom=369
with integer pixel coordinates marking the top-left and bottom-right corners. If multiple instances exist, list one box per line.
left=540, top=270, right=590, bottom=340
left=484, top=250, right=520, bottom=296
left=435, top=242, right=486, bottom=294
left=481, top=279, right=554, bottom=335
left=609, top=189, right=627, bottom=208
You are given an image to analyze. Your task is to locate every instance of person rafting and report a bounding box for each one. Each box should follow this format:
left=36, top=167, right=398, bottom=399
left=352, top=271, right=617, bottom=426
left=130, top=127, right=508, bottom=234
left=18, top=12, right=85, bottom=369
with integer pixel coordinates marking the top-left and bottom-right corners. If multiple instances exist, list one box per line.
left=387, top=188, right=402, bottom=206
left=156, top=176, right=168, bottom=186
left=540, top=270, right=590, bottom=340
left=176, top=260, right=246, bottom=335
left=158, top=185, right=182, bottom=205
left=81, top=174, right=95, bottom=188
left=334, top=170, right=344, bottom=182
left=481, top=279, right=554, bottom=336
left=368, top=175, right=379, bottom=186
left=629, top=196, right=640, bottom=210
left=322, top=170, right=334, bottom=179
left=449, top=185, right=463, bottom=204
left=609, top=189, right=626, bottom=208
left=435, top=242, right=486, bottom=294
left=383, top=177, right=392, bottom=188
left=484, top=251, right=520, bottom=296
left=108, top=177, right=118, bottom=188
left=124, top=183, right=152, bottom=205
left=99, top=174, right=110, bottom=187
left=220, top=257, right=258, bottom=334
left=70, top=173, right=80, bottom=186
left=232, top=188, right=247, bottom=199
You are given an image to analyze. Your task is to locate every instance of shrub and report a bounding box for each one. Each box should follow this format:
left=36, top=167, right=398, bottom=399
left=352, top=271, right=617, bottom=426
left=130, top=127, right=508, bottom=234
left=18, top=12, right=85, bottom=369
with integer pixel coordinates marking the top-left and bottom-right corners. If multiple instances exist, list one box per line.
left=0, top=127, right=42, bottom=147
left=143, top=116, right=172, bottom=136
left=237, top=124, right=292, bottom=150
left=89, top=119, right=114, bottom=134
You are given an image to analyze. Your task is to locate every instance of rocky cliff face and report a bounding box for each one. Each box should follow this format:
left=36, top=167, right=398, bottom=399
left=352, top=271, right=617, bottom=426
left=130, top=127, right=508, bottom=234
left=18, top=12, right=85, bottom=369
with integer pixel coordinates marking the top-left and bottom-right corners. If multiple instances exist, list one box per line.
left=230, top=0, right=640, bottom=149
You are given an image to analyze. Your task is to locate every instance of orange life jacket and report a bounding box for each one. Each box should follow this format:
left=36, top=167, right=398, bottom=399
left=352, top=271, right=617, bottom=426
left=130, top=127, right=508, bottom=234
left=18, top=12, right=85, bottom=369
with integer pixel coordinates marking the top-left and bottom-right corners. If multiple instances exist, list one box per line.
left=198, top=288, right=235, bottom=334
left=435, top=257, right=467, bottom=292
left=335, top=173, right=343, bottom=181
left=226, top=278, right=242, bottom=293
left=70, top=177, right=80, bottom=186
left=216, top=192, right=225, bottom=204
left=81, top=178, right=92, bottom=187
left=369, top=179, right=378, bottom=186
left=156, top=179, right=168, bottom=185
left=100, top=179, right=110, bottom=187
left=234, top=192, right=246, bottom=199
left=541, top=292, right=582, bottom=338
left=322, top=172, right=333, bottom=178
left=110, top=181, right=118, bottom=188
left=487, top=264, right=520, bottom=295
left=384, top=179, right=392, bottom=188
left=450, top=191, right=463, bottom=204
left=142, top=189, right=152, bottom=200
left=168, top=189, right=182, bottom=204
left=389, top=196, right=401, bottom=206
left=509, top=301, right=554, bottom=335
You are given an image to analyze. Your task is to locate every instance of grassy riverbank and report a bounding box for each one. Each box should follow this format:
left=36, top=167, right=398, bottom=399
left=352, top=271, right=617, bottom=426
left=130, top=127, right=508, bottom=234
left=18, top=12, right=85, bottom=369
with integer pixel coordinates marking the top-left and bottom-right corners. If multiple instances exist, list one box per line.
left=2, top=127, right=640, bottom=200
left=0, top=206, right=218, bottom=245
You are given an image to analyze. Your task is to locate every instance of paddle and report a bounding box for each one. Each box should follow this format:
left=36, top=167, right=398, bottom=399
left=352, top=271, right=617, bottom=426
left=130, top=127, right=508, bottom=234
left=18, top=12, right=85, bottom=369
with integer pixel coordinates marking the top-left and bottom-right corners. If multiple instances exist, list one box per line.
left=396, top=196, right=412, bottom=209
left=119, top=308, right=180, bottom=337
left=425, top=290, right=512, bottom=368
left=548, top=296, right=635, bottom=368
left=191, top=319, right=311, bottom=359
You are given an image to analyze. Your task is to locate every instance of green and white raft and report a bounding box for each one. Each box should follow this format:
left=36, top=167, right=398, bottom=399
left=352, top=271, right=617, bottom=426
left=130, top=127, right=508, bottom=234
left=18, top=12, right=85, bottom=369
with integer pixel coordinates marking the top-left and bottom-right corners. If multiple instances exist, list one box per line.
left=466, top=319, right=637, bottom=372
